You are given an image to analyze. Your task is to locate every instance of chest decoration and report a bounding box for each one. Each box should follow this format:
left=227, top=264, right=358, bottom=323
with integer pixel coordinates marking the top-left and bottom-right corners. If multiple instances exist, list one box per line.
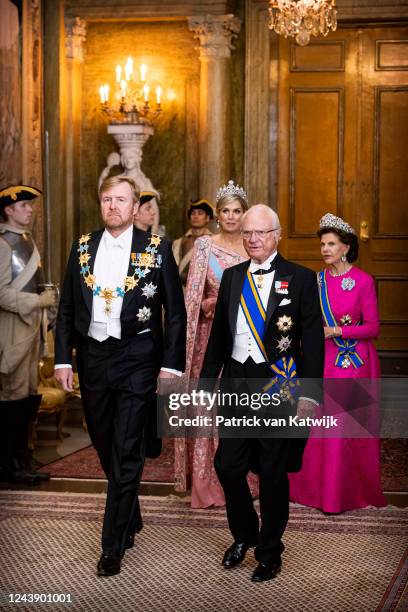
left=340, top=314, right=352, bottom=326
left=78, top=233, right=162, bottom=315
left=275, top=280, right=289, bottom=295
left=341, top=276, right=355, bottom=291
left=137, top=306, right=152, bottom=322
left=141, top=282, right=157, bottom=299
left=276, top=335, right=292, bottom=353
left=277, top=315, right=293, bottom=332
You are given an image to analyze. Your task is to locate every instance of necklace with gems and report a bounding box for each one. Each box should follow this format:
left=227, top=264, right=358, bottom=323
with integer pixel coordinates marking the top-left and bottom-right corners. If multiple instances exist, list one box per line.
left=78, top=232, right=162, bottom=314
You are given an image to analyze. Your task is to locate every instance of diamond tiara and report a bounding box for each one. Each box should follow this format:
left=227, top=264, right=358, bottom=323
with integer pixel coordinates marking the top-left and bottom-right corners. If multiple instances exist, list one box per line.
left=215, top=180, right=248, bottom=205
left=320, top=213, right=355, bottom=235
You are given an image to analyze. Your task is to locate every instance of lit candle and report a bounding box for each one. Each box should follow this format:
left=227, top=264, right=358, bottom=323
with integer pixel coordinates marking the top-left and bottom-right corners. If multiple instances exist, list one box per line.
left=99, top=85, right=105, bottom=103
left=140, top=64, right=147, bottom=82
left=125, top=56, right=133, bottom=80
left=143, top=84, right=150, bottom=102
left=156, top=86, right=162, bottom=105
left=115, top=65, right=122, bottom=83
left=103, top=83, right=110, bottom=102
left=120, top=79, right=127, bottom=98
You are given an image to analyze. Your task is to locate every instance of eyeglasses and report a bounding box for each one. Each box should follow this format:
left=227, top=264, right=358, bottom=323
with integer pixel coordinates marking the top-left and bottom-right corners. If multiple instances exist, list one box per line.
left=240, top=228, right=280, bottom=239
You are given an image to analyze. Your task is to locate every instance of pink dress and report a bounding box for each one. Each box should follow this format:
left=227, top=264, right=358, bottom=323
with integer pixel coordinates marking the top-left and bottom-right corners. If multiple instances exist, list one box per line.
left=174, top=236, right=258, bottom=508
left=289, top=266, right=387, bottom=512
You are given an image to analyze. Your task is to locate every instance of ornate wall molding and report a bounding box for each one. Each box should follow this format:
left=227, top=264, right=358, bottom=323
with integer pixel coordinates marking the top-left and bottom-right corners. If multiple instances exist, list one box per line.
left=65, top=16, right=87, bottom=61
left=188, top=14, right=241, bottom=59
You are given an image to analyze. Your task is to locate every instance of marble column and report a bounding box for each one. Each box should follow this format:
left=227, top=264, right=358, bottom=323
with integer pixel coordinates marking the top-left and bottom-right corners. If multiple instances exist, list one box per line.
left=188, top=15, right=241, bottom=201
left=64, top=16, right=87, bottom=255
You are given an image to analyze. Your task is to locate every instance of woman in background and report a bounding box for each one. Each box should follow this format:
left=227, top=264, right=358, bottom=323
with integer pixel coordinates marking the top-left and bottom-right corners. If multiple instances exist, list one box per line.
left=174, top=180, right=254, bottom=508
left=289, top=213, right=386, bottom=513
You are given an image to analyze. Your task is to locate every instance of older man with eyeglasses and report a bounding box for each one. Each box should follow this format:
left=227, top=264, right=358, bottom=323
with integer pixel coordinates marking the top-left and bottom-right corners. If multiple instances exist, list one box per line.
left=199, top=204, right=324, bottom=582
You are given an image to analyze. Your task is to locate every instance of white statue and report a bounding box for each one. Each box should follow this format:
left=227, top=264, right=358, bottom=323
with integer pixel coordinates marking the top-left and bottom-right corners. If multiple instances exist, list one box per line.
left=98, top=152, right=121, bottom=190
left=98, top=124, right=163, bottom=234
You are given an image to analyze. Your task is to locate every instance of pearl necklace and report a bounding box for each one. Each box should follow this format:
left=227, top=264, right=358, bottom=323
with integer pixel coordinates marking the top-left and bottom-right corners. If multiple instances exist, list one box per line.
left=329, top=265, right=352, bottom=278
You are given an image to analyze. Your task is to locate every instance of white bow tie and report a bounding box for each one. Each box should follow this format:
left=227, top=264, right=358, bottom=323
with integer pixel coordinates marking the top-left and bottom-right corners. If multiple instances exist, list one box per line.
left=105, top=234, right=125, bottom=249
left=249, top=262, right=272, bottom=274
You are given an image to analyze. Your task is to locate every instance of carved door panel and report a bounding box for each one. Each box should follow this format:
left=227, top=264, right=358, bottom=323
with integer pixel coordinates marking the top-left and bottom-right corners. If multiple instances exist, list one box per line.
left=277, top=26, right=408, bottom=364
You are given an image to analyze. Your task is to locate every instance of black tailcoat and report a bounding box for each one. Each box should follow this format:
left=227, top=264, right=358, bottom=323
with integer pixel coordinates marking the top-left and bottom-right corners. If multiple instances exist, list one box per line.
left=55, top=227, right=186, bottom=557
left=199, top=253, right=324, bottom=564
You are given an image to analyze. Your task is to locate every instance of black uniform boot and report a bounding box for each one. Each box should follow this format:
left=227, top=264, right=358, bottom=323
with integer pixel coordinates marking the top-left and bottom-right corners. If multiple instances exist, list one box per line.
left=24, top=395, right=50, bottom=481
left=0, top=399, right=42, bottom=485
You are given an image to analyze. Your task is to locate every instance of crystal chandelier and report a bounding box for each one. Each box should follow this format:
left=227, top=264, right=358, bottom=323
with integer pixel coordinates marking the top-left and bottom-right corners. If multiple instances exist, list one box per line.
left=98, top=58, right=163, bottom=125
left=268, top=0, right=338, bottom=47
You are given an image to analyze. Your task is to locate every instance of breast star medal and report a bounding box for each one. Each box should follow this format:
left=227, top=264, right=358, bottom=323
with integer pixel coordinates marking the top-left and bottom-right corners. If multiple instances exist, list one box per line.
left=137, top=306, right=152, bottom=322
left=277, top=335, right=292, bottom=353
left=341, top=277, right=355, bottom=291
left=340, top=314, right=352, bottom=326
left=277, top=315, right=293, bottom=332
left=141, top=282, right=157, bottom=299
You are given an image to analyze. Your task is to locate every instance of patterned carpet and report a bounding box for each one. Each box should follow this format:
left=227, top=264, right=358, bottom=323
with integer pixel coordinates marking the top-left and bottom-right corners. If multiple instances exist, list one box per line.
left=0, top=492, right=407, bottom=612
left=39, top=439, right=408, bottom=491
left=39, top=438, right=175, bottom=482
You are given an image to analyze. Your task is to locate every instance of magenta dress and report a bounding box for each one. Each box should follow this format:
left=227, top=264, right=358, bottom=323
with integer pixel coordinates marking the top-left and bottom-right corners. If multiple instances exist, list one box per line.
left=289, top=266, right=387, bottom=512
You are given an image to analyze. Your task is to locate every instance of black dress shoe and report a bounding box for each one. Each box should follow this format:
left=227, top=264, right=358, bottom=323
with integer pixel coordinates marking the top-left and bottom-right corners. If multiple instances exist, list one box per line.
left=251, top=560, right=282, bottom=582
left=97, top=552, right=121, bottom=577
left=222, top=542, right=251, bottom=568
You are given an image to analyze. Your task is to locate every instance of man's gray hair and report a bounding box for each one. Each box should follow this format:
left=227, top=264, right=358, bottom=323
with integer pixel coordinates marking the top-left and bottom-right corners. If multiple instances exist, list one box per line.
left=241, top=204, right=281, bottom=233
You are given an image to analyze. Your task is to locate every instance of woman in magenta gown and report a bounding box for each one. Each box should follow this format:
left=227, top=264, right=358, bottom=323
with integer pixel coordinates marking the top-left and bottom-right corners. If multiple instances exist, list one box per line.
left=289, top=213, right=387, bottom=513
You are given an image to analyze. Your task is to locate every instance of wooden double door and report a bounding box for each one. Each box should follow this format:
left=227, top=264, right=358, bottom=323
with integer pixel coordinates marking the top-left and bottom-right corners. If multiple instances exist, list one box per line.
left=277, top=26, right=408, bottom=367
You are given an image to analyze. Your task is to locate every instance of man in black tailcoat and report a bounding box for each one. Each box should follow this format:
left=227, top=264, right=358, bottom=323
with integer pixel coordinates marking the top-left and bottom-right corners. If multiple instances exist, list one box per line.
left=55, top=176, right=186, bottom=576
left=200, top=204, right=324, bottom=582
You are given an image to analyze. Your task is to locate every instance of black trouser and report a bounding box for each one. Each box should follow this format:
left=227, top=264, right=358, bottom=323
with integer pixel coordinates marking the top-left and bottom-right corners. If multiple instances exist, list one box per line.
left=76, top=333, right=158, bottom=558
left=214, top=357, right=292, bottom=564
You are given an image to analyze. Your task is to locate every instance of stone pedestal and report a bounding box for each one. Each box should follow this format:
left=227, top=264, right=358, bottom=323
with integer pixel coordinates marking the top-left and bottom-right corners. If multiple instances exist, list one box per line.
left=103, top=123, right=161, bottom=233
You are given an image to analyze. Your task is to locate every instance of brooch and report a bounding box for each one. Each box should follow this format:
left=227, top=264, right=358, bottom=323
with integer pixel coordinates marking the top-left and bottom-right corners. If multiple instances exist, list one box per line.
left=341, top=277, right=355, bottom=291
left=277, top=336, right=292, bottom=353
left=277, top=315, right=293, bottom=332
left=141, top=282, right=157, bottom=299
left=137, top=306, right=152, bottom=322
left=340, top=314, right=352, bottom=326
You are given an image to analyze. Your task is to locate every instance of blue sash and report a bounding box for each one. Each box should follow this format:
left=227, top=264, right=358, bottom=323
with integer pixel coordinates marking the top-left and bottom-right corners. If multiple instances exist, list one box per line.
left=318, top=270, right=364, bottom=369
left=208, top=252, right=224, bottom=283
left=240, top=270, right=299, bottom=399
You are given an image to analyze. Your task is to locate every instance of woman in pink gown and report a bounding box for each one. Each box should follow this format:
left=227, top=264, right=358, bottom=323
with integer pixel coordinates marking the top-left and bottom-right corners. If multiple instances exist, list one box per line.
left=289, top=213, right=387, bottom=512
left=174, top=181, right=257, bottom=508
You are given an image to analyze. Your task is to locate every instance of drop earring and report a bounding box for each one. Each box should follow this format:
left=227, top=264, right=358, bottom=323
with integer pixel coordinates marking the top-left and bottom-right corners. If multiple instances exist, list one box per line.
left=341, top=254, right=347, bottom=262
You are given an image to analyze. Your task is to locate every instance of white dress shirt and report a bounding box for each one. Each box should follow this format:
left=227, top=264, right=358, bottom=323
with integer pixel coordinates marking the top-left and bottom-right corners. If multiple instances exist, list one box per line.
left=88, top=225, right=133, bottom=341
left=232, top=252, right=277, bottom=364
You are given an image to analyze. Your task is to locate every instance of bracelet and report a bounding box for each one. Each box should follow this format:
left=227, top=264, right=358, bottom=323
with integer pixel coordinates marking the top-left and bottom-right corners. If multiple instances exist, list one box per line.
left=332, top=326, right=336, bottom=336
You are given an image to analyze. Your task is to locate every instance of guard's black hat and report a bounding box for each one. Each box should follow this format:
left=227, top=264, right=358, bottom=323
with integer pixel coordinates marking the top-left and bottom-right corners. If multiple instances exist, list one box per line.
left=0, top=185, right=42, bottom=210
left=188, top=199, right=214, bottom=219
left=139, top=190, right=159, bottom=206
